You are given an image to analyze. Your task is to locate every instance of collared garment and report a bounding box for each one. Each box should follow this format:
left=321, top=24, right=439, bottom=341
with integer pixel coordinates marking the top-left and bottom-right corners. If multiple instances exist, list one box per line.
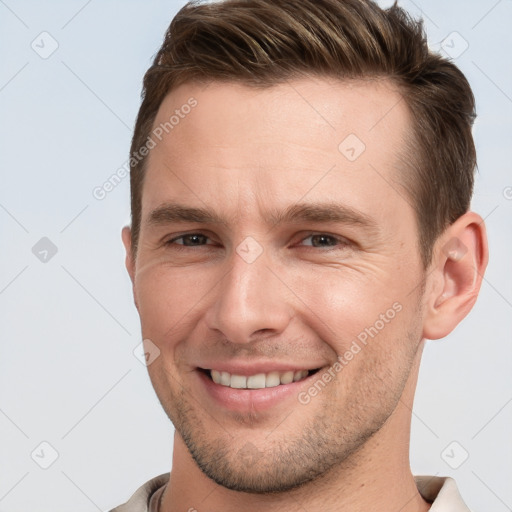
left=109, top=474, right=472, bottom=511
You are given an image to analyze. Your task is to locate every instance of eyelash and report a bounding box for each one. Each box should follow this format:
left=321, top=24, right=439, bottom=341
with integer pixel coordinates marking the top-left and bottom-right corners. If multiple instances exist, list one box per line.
left=164, top=232, right=350, bottom=251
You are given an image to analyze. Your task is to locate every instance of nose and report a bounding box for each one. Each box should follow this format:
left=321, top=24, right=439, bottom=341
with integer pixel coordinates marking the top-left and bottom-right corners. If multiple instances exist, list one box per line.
left=204, top=247, right=293, bottom=344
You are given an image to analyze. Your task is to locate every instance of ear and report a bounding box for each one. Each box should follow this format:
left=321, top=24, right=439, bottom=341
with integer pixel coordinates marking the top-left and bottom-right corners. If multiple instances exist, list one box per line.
left=121, top=226, right=138, bottom=309
left=422, top=211, right=488, bottom=340
left=122, top=226, right=135, bottom=281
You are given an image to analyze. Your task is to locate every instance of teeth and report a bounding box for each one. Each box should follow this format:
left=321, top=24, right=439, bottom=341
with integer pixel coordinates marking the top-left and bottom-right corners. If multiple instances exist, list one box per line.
left=208, top=369, right=311, bottom=389
left=265, top=371, right=281, bottom=388
left=280, top=371, right=294, bottom=385
left=230, top=375, right=247, bottom=389
left=247, top=373, right=266, bottom=388
left=293, top=370, right=303, bottom=382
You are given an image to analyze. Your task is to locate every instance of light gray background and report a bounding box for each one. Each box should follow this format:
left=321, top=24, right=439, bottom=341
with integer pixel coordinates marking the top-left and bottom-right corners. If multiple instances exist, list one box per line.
left=1, top=0, right=511, bottom=510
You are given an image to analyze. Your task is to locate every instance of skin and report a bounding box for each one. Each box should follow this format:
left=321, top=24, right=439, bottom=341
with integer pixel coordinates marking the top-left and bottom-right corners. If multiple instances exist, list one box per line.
left=122, top=77, right=488, bottom=512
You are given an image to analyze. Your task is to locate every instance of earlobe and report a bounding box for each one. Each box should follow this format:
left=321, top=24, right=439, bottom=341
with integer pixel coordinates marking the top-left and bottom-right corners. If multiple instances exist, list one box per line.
left=422, top=212, right=488, bottom=340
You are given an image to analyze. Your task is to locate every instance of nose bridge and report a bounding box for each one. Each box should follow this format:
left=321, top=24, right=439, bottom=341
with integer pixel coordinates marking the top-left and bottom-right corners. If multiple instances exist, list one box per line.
left=205, top=243, right=292, bottom=344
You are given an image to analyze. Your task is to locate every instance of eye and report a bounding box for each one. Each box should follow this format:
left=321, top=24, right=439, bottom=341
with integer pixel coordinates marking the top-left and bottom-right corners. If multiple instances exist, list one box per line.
left=166, top=233, right=212, bottom=247
left=163, top=232, right=351, bottom=251
left=299, top=233, right=349, bottom=249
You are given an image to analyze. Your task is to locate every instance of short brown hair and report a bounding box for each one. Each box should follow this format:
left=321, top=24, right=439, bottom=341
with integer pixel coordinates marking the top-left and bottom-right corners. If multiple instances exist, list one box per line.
left=129, top=0, right=476, bottom=267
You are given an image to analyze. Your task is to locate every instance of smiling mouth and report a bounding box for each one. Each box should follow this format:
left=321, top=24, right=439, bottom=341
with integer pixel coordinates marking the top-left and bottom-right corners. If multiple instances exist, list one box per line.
left=199, top=368, right=321, bottom=389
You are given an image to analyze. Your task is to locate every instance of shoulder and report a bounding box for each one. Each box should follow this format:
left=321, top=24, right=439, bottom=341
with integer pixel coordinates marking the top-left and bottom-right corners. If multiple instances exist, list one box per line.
left=415, top=475, right=472, bottom=511
left=109, top=473, right=170, bottom=512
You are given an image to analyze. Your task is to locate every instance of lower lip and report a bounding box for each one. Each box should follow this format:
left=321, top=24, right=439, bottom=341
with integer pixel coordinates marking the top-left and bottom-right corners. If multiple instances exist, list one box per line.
left=197, top=370, right=318, bottom=413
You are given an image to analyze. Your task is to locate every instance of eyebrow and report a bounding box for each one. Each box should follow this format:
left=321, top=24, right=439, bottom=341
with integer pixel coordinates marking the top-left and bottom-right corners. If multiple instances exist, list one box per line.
left=147, top=202, right=378, bottom=232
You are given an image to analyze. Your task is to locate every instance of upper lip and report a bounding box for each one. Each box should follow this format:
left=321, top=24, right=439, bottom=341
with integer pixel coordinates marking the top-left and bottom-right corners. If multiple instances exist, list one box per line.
left=196, top=361, right=324, bottom=375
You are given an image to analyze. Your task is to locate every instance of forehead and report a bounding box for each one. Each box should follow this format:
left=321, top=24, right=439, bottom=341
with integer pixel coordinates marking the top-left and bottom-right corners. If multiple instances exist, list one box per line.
left=142, top=78, right=413, bottom=226
left=153, top=77, right=409, bottom=152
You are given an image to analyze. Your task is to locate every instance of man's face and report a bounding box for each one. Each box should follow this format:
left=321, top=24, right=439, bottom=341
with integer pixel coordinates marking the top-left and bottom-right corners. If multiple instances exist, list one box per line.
left=128, top=78, right=428, bottom=492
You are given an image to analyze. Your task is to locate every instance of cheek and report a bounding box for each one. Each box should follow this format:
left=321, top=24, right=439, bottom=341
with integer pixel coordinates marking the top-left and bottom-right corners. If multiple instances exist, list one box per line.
left=284, top=265, right=406, bottom=347
left=320, top=300, right=421, bottom=419
left=134, top=264, right=214, bottom=341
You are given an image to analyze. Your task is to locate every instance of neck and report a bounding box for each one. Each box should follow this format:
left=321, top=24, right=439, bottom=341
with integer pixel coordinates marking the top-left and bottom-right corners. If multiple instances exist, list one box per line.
left=161, top=346, right=430, bottom=512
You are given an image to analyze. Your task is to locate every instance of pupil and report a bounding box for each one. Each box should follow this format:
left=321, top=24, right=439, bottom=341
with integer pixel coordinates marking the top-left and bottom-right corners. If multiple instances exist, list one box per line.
left=186, top=234, right=204, bottom=245
left=313, top=235, right=334, bottom=247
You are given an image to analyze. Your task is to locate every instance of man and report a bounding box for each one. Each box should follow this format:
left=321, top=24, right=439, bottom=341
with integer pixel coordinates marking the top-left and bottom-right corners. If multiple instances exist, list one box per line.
left=113, top=0, right=488, bottom=510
